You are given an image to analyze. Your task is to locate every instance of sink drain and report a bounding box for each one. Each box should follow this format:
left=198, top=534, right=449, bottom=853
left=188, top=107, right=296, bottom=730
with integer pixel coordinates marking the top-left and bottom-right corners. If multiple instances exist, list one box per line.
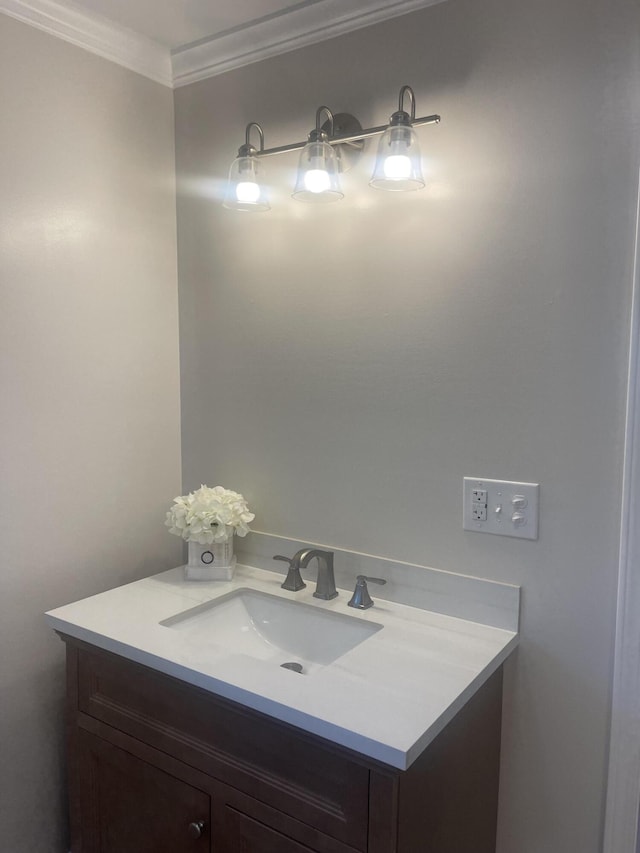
left=280, top=661, right=304, bottom=674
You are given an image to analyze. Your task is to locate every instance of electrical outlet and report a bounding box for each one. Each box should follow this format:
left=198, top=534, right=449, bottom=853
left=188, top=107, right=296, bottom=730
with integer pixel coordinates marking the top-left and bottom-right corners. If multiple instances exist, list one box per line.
left=472, top=503, right=488, bottom=521
left=463, top=477, right=539, bottom=539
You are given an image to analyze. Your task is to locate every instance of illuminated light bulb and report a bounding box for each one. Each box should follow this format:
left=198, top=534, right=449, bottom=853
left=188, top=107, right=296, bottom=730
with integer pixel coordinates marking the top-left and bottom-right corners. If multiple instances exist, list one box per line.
left=304, top=169, right=331, bottom=194
left=293, top=126, right=343, bottom=202
left=235, top=181, right=261, bottom=203
left=383, top=154, right=412, bottom=180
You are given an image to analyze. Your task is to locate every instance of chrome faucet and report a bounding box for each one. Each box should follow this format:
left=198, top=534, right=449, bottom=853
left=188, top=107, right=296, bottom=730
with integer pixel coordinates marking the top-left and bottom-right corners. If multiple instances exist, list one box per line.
left=274, top=548, right=338, bottom=600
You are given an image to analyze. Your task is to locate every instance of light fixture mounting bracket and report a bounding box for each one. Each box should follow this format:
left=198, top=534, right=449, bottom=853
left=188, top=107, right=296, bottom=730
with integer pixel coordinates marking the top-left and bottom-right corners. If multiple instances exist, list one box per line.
left=321, top=112, right=365, bottom=172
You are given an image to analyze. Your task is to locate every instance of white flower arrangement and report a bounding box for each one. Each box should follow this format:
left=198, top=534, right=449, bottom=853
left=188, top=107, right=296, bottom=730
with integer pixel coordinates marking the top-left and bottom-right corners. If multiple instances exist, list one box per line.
left=165, top=485, right=254, bottom=545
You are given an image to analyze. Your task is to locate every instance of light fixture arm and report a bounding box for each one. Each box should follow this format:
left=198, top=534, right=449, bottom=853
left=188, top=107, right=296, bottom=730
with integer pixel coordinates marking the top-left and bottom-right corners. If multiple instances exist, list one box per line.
left=398, top=85, right=416, bottom=120
left=254, top=110, right=440, bottom=159
left=312, top=106, right=334, bottom=140
left=237, top=121, right=265, bottom=158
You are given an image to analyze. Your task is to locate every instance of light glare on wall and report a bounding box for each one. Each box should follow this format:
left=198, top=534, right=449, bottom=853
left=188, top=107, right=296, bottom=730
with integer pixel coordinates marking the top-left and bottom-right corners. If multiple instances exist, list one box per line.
left=223, top=85, right=440, bottom=211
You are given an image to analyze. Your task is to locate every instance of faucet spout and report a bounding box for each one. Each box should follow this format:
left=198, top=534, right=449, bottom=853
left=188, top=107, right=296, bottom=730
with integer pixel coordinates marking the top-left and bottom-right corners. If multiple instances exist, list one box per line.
left=295, top=548, right=338, bottom=600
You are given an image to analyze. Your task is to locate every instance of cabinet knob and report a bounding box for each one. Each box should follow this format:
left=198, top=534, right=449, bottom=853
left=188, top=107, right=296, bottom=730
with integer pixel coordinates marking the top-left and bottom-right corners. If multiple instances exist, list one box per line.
left=188, top=820, right=206, bottom=839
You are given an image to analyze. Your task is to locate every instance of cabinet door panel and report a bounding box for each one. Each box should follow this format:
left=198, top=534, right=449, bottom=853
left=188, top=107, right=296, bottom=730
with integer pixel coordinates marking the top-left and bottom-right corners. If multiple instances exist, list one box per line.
left=77, top=729, right=210, bottom=853
left=218, top=805, right=319, bottom=853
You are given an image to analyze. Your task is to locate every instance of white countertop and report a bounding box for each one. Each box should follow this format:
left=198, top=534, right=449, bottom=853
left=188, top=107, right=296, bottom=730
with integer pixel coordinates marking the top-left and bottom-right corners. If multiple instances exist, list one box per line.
left=45, top=562, right=519, bottom=770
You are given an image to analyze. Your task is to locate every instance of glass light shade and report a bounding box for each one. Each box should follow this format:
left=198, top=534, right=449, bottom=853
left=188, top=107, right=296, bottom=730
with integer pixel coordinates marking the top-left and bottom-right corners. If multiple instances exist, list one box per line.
left=292, top=141, right=343, bottom=203
left=370, top=125, right=425, bottom=192
left=223, top=155, right=270, bottom=212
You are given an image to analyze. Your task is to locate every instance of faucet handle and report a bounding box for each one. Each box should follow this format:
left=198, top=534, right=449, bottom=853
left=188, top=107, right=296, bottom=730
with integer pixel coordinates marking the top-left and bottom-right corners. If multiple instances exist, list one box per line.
left=273, top=555, right=307, bottom=592
left=348, top=575, right=387, bottom=610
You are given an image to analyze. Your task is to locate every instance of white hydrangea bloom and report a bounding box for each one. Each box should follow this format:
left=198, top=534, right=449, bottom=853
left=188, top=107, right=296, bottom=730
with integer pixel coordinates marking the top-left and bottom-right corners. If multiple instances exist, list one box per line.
left=165, top=485, right=255, bottom=545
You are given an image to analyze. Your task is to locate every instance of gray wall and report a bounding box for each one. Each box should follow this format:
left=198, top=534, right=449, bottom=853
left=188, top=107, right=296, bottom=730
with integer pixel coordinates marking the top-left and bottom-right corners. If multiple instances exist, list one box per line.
left=0, top=16, right=182, bottom=852
left=175, top=0, right=640, bottom=849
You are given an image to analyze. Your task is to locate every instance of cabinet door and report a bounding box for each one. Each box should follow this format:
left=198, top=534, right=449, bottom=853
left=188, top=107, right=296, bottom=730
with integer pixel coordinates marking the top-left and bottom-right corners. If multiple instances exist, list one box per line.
left=217, top=804, right=320, bottom=853
left=77, top=729, right=210, bottom=853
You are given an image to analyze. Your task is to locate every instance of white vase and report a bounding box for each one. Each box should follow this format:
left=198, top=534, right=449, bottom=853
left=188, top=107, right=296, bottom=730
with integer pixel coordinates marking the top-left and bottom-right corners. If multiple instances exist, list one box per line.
left=185, top=535, right=236, bottom=581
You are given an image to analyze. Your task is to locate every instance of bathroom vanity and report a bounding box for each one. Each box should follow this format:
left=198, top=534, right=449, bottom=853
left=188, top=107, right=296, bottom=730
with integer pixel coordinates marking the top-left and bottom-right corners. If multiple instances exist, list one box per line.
left=47, top=539, right=519, bottom=852
left=64, top=637, right=503, bottom=852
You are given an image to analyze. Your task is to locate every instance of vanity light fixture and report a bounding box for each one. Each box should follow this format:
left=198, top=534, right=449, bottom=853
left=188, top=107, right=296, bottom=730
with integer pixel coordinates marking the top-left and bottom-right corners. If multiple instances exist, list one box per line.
left=223, top=122, right=270, bottom=212
left=223, top=85, right=440, bottom=211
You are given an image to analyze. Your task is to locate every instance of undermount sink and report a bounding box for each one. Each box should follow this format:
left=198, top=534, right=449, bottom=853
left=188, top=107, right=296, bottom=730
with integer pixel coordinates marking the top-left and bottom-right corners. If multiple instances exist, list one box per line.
left=161, top=587, right=382, bottom=670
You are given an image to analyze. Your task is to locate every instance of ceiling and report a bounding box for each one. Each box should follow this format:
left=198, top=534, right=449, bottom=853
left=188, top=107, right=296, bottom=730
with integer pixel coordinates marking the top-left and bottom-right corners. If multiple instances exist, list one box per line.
left=69, top=0, right=308, bottom=51
left=0, top=0, right=446, bottom=87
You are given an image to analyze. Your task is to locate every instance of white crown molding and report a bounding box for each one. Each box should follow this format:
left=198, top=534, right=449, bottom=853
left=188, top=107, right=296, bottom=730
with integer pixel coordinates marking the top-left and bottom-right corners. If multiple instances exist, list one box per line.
left=0, top=0, right=172, bottom=87
left=0, top=0, right=447, bottom=89
left=171, top=0, right=448, bottom=88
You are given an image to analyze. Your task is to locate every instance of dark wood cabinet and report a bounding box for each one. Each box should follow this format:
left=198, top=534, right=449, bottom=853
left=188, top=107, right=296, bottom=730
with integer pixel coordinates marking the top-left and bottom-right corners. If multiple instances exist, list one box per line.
left=63, top=636, right=503, bottom=852
left=76, top=729, right=210, bottom=852
left=217, top=806, right=320, bottom=852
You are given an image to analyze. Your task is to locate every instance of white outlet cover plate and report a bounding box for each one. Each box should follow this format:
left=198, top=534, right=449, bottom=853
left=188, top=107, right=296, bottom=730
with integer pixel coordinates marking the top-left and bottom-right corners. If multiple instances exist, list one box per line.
left=463, top=477, right=539, bottom=540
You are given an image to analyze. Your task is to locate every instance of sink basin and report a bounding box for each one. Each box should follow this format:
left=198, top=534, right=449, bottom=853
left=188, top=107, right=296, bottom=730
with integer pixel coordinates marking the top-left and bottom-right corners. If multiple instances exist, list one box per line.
left=161, top=588, right=382, bottom=669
